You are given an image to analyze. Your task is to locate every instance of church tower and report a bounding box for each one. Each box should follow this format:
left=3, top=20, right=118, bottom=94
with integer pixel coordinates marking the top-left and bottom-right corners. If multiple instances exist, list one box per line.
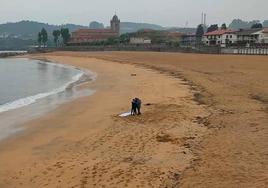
left=110, top=14, right=120, bottom=35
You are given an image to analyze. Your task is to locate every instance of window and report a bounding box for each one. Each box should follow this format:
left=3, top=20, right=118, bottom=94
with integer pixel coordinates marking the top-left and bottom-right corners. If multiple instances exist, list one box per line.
left=230, top=35, right=232, bottom=38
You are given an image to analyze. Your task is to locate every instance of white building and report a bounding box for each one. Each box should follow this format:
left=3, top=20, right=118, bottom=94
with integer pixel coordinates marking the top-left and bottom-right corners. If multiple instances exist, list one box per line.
left=236, top=28, right=263, bottom=44
left=203, top=29, right=237, bottom=47
left=258, top=28, right=268, bottom=43
left=130, top=37, right=151, bottom=44
left=263, top=29, right=268, bottom=43
left=203, top=28, right=268, bottom=47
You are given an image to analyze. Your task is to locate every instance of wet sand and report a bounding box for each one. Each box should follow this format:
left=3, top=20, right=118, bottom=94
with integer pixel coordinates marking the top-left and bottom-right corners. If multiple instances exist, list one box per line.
left=0, top=51, right=267, bottom=187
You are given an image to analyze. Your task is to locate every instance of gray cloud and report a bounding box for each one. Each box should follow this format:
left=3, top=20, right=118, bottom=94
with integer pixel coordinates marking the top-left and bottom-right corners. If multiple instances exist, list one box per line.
left=0, top=0, right=267, bottom=27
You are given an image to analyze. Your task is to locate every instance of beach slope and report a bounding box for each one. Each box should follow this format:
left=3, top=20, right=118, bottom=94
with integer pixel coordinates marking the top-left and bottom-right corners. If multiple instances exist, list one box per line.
left=0, top=52, right=210, bottom=187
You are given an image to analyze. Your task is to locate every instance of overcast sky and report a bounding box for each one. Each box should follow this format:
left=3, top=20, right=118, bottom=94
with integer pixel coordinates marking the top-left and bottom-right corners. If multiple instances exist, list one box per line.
left=0, top=0, right=267, bottom=27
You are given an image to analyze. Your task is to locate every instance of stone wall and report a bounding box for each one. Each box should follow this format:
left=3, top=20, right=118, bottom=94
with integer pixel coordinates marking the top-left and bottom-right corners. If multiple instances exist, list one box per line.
left=59, top=45, right=221, bottom=54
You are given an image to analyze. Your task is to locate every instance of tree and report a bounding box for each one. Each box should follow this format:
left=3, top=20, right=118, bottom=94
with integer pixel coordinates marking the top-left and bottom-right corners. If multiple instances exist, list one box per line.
left=52, top=30, right=61, bottom=47
left=196, top=25, right=204, bottom=36
left=251, top=23, right=263, bottom=29
left=221, top=23, right=227, bottom=30
left=207, top=24, right=218, bottom=32
left=40, top=28, right=48, bottom=46
left=196, top=24, right=204, bottom=44
left=61, top=28, right=71, bottom=45
left=37, top=32, right=42, bottom=47
left=119, top=33, right=130, bottom=44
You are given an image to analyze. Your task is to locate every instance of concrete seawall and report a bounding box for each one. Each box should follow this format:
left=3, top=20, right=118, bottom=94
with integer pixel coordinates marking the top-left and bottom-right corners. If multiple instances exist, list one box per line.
left=221, top=48, right=268, bottom=55
left=0, top=51, right=27, bottom=58
left=59, top=45, right=221, bottom=54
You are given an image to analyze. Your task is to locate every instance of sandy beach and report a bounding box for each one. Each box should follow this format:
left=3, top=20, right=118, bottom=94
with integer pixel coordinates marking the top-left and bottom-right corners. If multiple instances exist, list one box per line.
left=0, top=51, right=267, bottom=187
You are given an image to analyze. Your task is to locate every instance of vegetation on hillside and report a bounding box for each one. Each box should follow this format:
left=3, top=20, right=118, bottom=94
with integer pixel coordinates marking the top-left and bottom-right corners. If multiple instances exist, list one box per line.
left=251, top=23, right=263, bottom=29
left=207, top=24, right=219, bottom=32
left=221, top=23, right=227, bottom=30
left=229, top=19, right=267, bottom=29
left=196, top=24, right=204, bottom=44
left=0, top=21, right=87, bottom=40
left=0, top=38, right=35, bottom=50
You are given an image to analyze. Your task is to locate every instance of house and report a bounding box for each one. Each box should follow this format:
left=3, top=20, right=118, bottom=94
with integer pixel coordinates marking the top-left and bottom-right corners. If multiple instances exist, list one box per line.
left=69, top=15, right=120, bottom=44
left=236, top=28, right=263, bottom=45
left=261, top=28, right=268, bottom=43
left=255, top=28, right=268, bottom=44
left=202, top=27, right=268, bottom=47
left=203, top=29, right=237, bottom=47
left=130, top=37, right=151, bottom=44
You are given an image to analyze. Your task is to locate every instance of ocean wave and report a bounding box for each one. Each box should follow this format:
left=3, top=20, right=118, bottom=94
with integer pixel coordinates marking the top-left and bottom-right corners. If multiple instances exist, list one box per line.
left=0, top=72, right=84, bottom=114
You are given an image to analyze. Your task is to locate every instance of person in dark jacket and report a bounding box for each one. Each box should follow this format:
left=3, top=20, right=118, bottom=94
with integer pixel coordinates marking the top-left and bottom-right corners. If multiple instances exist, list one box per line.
left=131, top=99, right=137, bottom=115
left=135, top=98, right=142, bottom=115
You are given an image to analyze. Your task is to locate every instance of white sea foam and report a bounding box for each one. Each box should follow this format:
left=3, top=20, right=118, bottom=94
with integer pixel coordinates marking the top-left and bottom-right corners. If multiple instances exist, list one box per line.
left=0, top=72, right=84, bottom=114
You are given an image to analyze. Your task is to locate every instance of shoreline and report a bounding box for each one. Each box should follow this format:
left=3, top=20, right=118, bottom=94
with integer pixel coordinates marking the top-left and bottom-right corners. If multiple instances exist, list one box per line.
left=0, top=51, right=28, bottom=58
left=0, top=57, right=96, bottom=141
left=0, top=52, right=210, bottom=187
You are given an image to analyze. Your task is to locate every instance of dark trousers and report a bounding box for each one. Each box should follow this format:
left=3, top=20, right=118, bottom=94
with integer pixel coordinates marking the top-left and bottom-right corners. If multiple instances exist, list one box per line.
left=131, top=106, right=137, bottom=115
left=137, top=106, right=141, bottom=115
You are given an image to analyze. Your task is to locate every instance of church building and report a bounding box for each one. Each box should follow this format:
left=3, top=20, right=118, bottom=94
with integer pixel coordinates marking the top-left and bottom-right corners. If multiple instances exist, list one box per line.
left=69, top=15, right=120, bottom=44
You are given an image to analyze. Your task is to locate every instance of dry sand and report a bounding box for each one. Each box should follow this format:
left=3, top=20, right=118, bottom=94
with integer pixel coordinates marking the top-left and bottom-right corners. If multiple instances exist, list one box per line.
left=0, top=51, right=267, bottom=188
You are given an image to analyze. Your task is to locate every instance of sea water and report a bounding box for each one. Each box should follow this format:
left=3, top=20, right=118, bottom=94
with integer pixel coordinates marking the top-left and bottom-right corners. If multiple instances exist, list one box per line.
left=0, top=58, right=95, bottom=140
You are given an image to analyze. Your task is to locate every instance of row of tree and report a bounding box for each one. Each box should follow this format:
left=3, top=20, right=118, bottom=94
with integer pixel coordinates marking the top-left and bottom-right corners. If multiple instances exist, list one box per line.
left=37, top=28, right=71, bottom=47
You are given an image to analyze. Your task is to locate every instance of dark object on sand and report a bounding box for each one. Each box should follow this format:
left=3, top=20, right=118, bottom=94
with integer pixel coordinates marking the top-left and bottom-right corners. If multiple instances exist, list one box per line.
left=131, top=99, right=137, bottom=115
left=131, top=98, right=142, bottom=115
left=135, top=98, right=142, bottom=115
left=131, top=74, right=137, bottom=76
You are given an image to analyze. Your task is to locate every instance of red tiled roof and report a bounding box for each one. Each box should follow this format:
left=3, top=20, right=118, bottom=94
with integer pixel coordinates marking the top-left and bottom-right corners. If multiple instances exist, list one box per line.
left=70, top=28, right=119, bottom=44
left=204, top=29, right=235, bottom=36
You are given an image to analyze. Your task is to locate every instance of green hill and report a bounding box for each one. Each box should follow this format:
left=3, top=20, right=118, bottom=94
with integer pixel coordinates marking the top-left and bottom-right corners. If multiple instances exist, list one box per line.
left=0, top=20, right=87, bottom=40
left=120, top=22, right=164, bottom=33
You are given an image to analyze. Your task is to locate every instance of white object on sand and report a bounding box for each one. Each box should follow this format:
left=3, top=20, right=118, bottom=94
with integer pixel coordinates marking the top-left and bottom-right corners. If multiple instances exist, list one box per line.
left=119, top=112, right=132, bottom=117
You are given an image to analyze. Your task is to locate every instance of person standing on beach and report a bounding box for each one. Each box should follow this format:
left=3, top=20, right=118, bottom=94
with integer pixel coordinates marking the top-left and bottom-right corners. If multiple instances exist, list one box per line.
left=135, top=98, right=142, bottom=115
left=131, top=99, right=137, bottom=115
